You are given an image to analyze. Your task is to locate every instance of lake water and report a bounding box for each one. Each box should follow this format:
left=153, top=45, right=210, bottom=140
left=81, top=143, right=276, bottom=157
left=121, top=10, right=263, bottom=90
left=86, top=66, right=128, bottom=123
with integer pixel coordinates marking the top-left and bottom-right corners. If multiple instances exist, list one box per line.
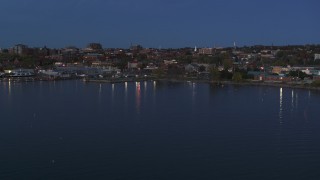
left=1, top=80, right=320, bottom=180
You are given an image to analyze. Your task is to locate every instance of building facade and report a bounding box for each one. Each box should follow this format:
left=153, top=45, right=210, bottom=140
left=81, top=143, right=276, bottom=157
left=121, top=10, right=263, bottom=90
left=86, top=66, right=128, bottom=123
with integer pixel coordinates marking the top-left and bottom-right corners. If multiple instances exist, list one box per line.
left=199, top=48, right=214, bottom=55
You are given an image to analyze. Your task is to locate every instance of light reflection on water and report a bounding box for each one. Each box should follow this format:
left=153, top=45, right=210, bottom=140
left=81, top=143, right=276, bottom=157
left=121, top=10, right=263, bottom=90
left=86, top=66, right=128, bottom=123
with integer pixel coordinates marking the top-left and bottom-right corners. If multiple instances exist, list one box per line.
left=192, top=82, right=196, bottom=99
left=143, top=81, right=147, bottom=102
left=153, top=80, right=156, bottom=91
left=1, top=81, right=320, bottom=179
left=125, top=81, right=128, bottom=95
left=98, top=84, right=102, bottom=100
left=153, top=81, right=157, bottom=106
left=111, top=83, right=115, bottom=103
left=124, top=82, right=128, bottom=107
left=291, top=89, right=294, bottom=112
left=135, top=82, right=141, bottom=114
left=279, top=87, right=283, bottom=123
left=280, top=88, right=312, bottom=124
left=295, top=93, right=299, bottom=109
left=144, top=81, right=147, bottom=92
left=309, top=90, right=311, bottom=99
left=8, top=79, right=12, bottom=96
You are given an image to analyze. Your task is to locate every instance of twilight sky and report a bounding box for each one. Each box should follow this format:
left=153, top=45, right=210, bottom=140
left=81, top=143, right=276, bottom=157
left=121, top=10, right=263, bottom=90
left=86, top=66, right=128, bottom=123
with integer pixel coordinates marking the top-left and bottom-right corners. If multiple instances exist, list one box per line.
left=0, top=0, right=319, bottom=48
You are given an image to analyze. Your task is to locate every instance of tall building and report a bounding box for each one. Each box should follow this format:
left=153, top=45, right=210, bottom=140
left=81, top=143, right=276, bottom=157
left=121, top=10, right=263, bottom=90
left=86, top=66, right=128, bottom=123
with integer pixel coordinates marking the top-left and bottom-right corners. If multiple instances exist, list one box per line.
left=315, top=54, right=320, bottom=61
left=13, top=44, right=28, bottom=55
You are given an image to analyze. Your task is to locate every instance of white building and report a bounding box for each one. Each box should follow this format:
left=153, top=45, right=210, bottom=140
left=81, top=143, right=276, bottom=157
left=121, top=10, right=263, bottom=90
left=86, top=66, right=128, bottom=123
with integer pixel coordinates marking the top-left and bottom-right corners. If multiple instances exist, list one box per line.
left=315, top=54, right=320, bottom=61
left=199, top=48, right=214, bottom=55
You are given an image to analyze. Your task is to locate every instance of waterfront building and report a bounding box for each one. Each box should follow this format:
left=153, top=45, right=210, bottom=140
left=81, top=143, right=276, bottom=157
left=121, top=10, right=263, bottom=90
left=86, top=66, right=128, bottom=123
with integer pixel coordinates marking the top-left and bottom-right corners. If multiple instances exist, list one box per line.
left=248, top=71, right=292, bottom=82
left=271, top=66, right=291, bottom=75
left=310, top=69, right=320, bottom=76
left=128, top=61, right=139, bottom=69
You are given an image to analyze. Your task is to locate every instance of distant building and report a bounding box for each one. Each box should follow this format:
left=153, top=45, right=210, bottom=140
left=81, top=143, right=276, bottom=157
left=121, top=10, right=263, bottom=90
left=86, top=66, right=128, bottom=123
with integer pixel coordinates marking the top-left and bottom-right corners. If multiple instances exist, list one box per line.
left=45, top=54, right=63, bottom=61
left=128, top=61, right=139, bottom=69
left=248, top=71, right=292, bottom=82
left=83, top=53, right=105, bottom=61
left=87, top=43, right=103, bottom=50
left=38, top=46, right=50, bottom=56
left=12, top=44, right=28, bottom=55
left=199, top=48, right=214, bottom=55
left=315, top=54, right=320, bottom=61
left=130, top=44, right=143, bottom=51
left=139, top=48, right=151, bottom=54
left=185, top=64, right=200, bottom=72
left=310, top=69, right=320, bottom=76
left=163, top=60, right=177, bottom=65
left=271, top=66, right=290, bottom=75
left=291, top=66, right=315, bottom=72
left=84, top=43, right=103, bottom=53
left=62, top=46, right=79, bottom=54
left=61, top=46, right=79, bottom=62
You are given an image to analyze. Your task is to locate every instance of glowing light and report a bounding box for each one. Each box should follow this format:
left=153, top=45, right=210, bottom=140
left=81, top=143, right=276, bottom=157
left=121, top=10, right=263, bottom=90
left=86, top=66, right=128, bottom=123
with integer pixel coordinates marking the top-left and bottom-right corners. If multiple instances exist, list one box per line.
left=153, top=81, right=156, bottom=90
left=136, top=82, right=141, bottom=114
left=8, top=80, right=12, bottom=95
left=279, top=88, right=283, bottom=123
left=136, top=82, right=141, bottom=92
left=111, top=83, right=115, bottom=102
left=192, top=82, right=196, bottom=101
left=291, top=90, right=294, bottom=110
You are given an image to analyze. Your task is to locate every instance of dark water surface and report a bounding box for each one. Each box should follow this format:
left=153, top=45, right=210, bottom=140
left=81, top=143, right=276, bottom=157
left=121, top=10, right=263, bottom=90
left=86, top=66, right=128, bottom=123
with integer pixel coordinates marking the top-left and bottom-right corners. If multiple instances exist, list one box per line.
left=1, top=80, right=320, bottom=180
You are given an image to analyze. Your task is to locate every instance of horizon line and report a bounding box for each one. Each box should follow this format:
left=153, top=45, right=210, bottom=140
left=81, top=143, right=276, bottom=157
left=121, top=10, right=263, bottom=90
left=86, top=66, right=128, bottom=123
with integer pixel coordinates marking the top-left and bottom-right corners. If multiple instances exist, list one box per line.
left=1, top=43, right=320, bottom=49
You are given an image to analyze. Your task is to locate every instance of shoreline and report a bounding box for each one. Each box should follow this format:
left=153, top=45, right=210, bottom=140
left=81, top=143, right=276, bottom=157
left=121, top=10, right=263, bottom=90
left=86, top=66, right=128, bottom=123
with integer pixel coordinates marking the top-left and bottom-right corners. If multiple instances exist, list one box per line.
left=159, top=79, right=320, bottom=91
left=83, top=77, right=320, bottom=91
left=1, top=76, right=319, bottom=91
